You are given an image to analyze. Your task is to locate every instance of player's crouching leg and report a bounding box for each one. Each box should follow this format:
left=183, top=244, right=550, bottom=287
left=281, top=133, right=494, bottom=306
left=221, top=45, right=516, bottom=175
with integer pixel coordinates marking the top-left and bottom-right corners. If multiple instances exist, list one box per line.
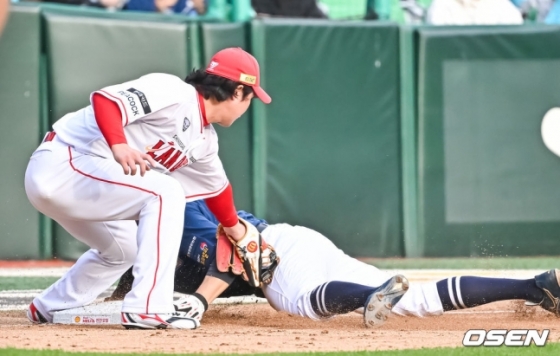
left=120, top=176, right=199, bottom=330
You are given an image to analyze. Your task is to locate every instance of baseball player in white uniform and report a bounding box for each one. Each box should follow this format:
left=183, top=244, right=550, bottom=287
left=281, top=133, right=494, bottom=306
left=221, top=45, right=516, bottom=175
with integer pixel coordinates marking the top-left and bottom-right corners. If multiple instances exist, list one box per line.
left=168, top=202, right=560, bottom=326
left=24, top=47, right=273, bottom=330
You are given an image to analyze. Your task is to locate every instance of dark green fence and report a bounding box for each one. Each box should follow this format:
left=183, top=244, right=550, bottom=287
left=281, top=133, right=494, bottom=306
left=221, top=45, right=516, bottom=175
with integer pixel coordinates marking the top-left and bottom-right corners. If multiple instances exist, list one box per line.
left=0, top=5, right=42, bottom=258
left=406, top=25, right=560, bottom=257
left=200, top=22, right=253, bottom=212
left=4, top=3, right=560, bottom=259
left=251, top=19, right=403, bottom=257
left=44, top=7, right=195, bottom=259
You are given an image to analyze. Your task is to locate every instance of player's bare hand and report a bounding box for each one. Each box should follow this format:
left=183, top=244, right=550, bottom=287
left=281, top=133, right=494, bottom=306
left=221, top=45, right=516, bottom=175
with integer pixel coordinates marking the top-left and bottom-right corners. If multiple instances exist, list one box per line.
left=223, top=221, right=247, bottom=242
left=111, top=143, right=157, bottom=176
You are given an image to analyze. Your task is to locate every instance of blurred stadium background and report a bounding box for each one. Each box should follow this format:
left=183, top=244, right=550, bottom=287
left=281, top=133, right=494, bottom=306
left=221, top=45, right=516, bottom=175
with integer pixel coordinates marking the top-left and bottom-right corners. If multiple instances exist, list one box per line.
left=2, top=0, right=560, bottom=262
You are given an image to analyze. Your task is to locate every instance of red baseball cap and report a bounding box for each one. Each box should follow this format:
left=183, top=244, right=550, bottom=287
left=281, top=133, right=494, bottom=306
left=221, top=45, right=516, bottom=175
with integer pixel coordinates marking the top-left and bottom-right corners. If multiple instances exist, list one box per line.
left=205, top=47, right=271, bottom=104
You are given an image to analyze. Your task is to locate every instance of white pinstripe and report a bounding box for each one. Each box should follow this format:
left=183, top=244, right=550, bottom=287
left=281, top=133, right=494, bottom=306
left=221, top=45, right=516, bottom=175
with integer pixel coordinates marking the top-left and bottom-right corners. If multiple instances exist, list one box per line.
left=455, top=276, right=467, bottom=309
left=315, top=284, right=326, bottom=316
left=447, top=278, right=459, bottom=309
left=321, top=282, right=330, bottom=316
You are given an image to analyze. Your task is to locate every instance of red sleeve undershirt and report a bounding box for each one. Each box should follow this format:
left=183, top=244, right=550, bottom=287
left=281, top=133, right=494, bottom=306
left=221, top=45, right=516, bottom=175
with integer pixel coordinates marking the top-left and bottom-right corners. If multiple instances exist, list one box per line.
left=92, top=93, right=127, bottom=147
left=93, top=93, right=238, bottom=227
left=205, top=184, right=239, bottom=228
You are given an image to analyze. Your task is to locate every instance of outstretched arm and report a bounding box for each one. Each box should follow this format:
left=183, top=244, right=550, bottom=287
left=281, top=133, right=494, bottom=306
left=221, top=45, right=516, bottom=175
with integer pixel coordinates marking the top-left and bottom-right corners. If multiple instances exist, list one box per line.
left=175, top=202, right=269, bottom=318
left=205, top=184, right=248, bottom=241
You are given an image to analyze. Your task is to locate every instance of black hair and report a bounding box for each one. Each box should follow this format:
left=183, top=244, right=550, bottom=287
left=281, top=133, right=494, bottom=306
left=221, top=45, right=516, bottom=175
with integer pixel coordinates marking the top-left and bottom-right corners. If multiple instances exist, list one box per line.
left=185, top=69, right=254, bottom=102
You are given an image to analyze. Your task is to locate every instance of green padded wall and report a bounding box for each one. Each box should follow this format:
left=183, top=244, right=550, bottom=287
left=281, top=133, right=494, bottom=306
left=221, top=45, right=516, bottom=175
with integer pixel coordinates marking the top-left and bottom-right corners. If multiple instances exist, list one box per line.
left=45, top=11, right=194, bottom=259
left=0, top=5, right=42, bottom=259
left=415, top=26, right=560, bottom=256
left=400, top=26, right=420, bottom=257
left=251, top=19, right=403, bottom=257
left=200, top=22, right=253, bottom=211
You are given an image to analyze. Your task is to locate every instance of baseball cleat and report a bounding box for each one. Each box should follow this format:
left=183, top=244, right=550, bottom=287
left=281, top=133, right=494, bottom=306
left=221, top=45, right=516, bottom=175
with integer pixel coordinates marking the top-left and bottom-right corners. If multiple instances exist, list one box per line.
left=173, top=293, right=207, bottom=321
left=121, top=312, right=200, bottom=330
left=363, top=275, right=409, bottom=328
left=534, top=269, right=560, bottom=316
left=27, top=302, right=48, bottom=324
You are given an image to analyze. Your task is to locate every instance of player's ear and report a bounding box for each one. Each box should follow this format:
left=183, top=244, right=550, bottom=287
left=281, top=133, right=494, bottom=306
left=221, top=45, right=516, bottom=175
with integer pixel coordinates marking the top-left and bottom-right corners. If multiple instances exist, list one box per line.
left=233, top=85, right=244, bottom=101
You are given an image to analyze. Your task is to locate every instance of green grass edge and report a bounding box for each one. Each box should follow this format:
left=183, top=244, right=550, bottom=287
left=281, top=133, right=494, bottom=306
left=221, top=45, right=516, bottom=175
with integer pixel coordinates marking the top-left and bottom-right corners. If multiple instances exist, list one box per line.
left=1, top=344, right=560, bottom=356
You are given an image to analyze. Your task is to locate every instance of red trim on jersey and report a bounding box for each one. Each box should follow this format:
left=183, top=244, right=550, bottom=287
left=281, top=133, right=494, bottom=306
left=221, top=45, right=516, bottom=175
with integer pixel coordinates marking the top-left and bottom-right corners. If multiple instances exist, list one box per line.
left=146, top=195, right=162, bottom=314
left=98, top=90, right=129, bottom=126
left=67, top=146, right=161, bottom=314
left=197, top=93, right=209, bottom=132
left=92, top=93, right=128, bottom=147
left=204, top=183, right=239, bottom=228
left=185, top=180, right=228, bottom=200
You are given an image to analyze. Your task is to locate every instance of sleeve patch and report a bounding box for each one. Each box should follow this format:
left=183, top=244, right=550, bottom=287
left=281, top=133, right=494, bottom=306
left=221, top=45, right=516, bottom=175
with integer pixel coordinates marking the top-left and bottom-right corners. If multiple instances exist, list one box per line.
left=126, top=88, right=152, bottom=114
left=116, top=88, right=152, bottom=116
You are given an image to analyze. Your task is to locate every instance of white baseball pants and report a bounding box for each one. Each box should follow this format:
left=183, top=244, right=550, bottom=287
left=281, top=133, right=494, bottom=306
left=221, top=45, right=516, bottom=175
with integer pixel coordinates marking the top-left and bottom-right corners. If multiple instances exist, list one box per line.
left=261, top=224, right=444, bottom=320
left=25, top=137, right=186, bottom=321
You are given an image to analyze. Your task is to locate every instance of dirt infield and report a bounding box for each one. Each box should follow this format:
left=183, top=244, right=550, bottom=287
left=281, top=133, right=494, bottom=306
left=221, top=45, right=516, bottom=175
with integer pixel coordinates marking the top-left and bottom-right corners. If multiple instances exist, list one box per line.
left=0, top=301, right=559, bottom=354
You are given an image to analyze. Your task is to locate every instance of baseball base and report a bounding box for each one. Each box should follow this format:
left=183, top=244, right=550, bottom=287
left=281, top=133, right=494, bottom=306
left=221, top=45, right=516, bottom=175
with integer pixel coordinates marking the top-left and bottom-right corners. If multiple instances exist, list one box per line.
left=52, top=295, right=268, bottom=325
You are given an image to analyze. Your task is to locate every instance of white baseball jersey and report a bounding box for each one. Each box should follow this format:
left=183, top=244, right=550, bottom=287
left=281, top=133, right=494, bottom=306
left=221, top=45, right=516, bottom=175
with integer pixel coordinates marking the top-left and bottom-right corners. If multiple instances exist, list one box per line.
left=261, top=224, right=444, bottom=319
left=53, top=73, right=229, bottom=201
left=26, top=73, right=233, bottom=320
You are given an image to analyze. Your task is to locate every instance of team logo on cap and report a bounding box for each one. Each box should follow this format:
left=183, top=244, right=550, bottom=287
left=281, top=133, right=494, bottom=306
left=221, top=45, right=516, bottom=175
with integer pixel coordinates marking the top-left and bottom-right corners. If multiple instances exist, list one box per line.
left=208, top=61, right=219, bottom=71
left=239, top=73, right=257, bottom=85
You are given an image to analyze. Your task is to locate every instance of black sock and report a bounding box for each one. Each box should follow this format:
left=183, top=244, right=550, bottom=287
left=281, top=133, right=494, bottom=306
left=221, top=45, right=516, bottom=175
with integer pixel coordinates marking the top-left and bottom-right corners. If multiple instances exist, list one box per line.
left=309, top=281, right=377, bottom=317
left=436, top=276, right=544, bottom=311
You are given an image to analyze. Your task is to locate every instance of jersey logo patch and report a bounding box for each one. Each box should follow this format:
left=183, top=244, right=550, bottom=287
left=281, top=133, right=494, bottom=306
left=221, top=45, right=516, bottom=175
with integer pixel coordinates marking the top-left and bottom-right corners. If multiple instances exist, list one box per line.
left=186, top=237, right=197, bottom=258
left=183, top=117, right=191, bottom=132
left=239, top=73, right=257, bottom=85
left=146, top=140, right=188, bottom=172
left=127, top=88, right=151, bottom=114
left=117, top=91, right=140, bottom=116
left=200, top=244, right=209, bottom=265
left=173, top=135, right=185, bottom=150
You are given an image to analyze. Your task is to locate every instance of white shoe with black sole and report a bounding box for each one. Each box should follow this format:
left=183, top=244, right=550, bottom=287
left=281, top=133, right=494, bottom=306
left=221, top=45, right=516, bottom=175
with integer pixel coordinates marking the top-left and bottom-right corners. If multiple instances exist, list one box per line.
left=121, top=312, right=200, bottom=330
left=363, top=274, right=409, bottom=328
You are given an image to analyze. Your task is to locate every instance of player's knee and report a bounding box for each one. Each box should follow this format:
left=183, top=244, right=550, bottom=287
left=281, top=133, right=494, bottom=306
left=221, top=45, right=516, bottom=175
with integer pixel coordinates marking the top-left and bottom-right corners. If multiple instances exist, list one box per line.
left=100, top=238, right=138, bottom=266
left=120, top=248, right=138, bottom=267
left=121, top=240, right=138, bottom=265
left=25, top=177, right=57, bottom=207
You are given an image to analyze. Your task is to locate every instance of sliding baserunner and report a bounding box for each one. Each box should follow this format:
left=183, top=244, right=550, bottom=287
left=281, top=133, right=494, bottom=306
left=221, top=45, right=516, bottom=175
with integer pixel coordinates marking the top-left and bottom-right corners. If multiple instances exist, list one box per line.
left=109, top=200, right=560, bottom=327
